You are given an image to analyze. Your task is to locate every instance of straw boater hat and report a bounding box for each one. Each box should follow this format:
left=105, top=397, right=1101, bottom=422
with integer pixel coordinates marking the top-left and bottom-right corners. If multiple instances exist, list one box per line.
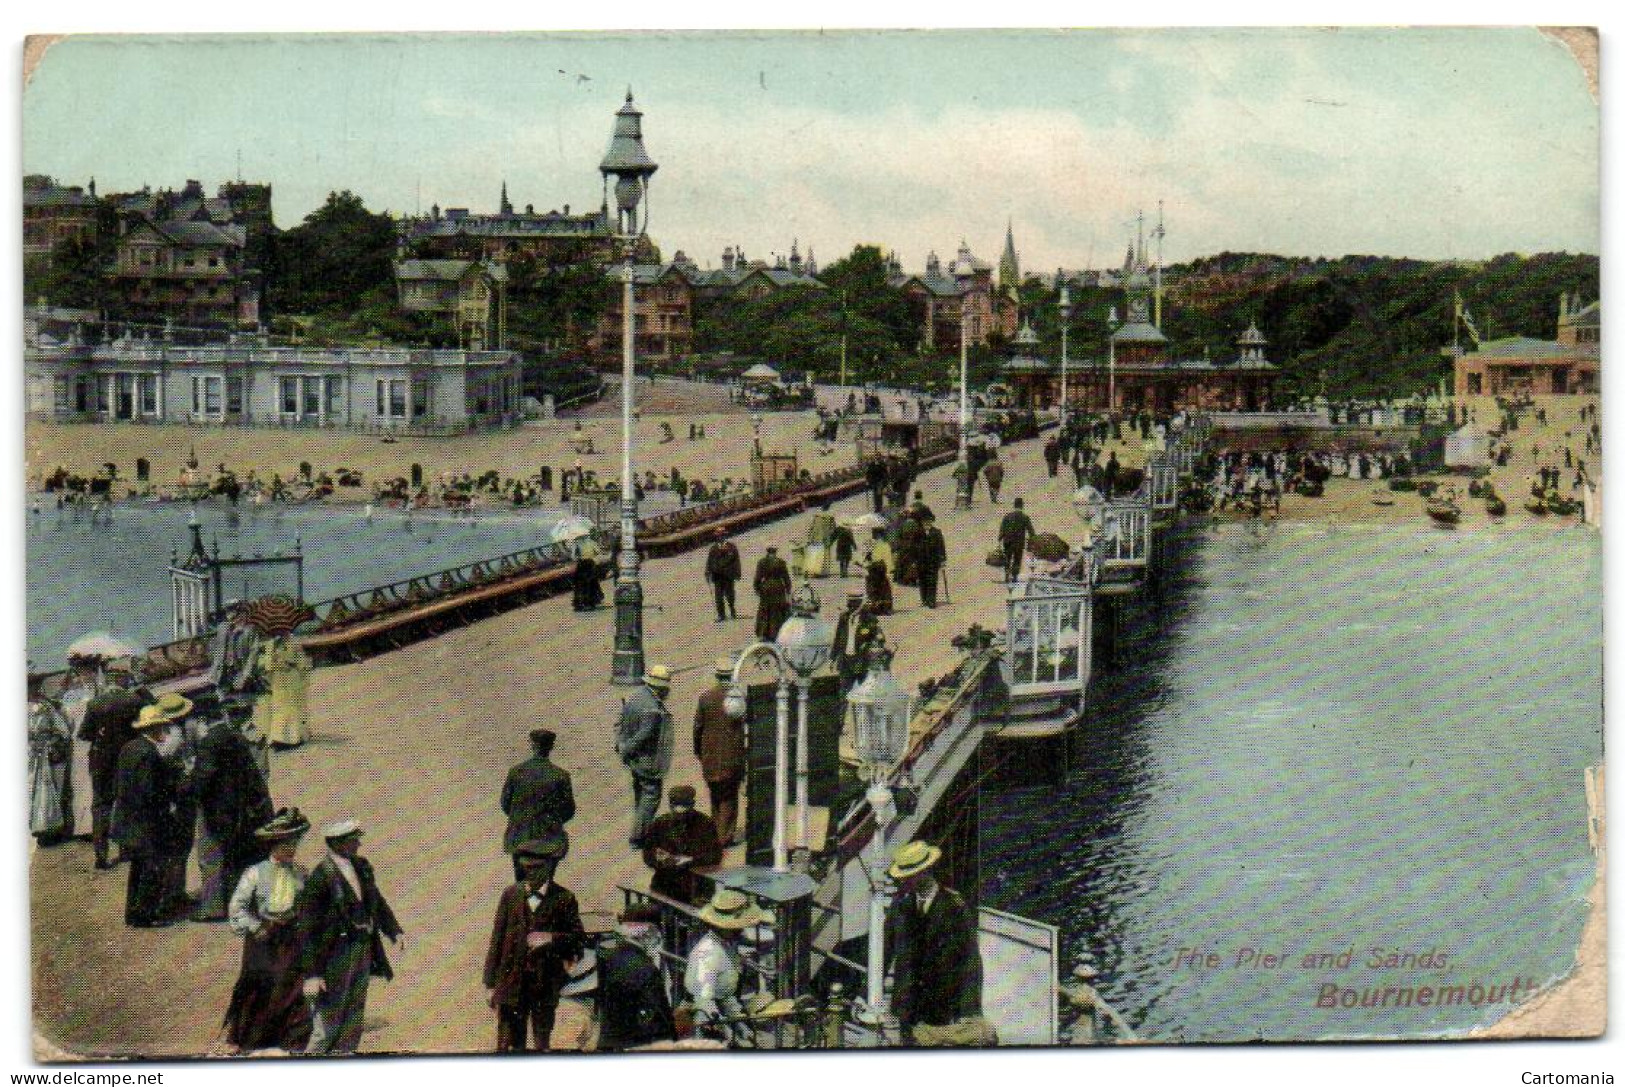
left=888, top=840, right=943, bottom=881
left=323, top=819, right=364, bottom=842
left=697, top=888, right=770, bottom=931
left=644, top=664, right=673, bottom=691
left=714, top=656, right=735, bottom=679
left=255, top=808, right=311, bottom=843
left=133, top=691, right=192, bottom=731
left=557, top=947, right=599, bottom=998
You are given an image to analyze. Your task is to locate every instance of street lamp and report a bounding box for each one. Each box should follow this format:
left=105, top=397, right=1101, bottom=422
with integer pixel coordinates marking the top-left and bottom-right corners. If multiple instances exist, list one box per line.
left=1106, top=305, right=1121, bottom=415
left=1058, top=285, right=1072, bottom=422
left=954, top=260, right=975, bottom=510
left=775, top=583, right=836, bottom=857
left=601, top=89, right=659, bottom=685
left=847, top=634, right=912, bottom=1027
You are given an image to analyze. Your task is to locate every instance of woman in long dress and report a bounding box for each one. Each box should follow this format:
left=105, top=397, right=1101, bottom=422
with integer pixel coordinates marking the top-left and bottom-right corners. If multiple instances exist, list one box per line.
left=28, top=685, right=73, bottom=844
left=253, top=638, right=311, bottom=747
left=223, top=809, right=312, bottom=1054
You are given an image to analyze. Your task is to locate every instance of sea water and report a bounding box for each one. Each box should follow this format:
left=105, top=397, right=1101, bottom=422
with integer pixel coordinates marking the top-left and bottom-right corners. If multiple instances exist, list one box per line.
left=981, top=519, right=1603, bottom=1041
left=25, top=500, right=567, bottom=667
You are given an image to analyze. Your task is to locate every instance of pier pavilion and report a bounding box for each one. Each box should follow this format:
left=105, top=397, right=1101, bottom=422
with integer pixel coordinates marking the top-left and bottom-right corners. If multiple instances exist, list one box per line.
left=23, top=308, right=523, bottom=432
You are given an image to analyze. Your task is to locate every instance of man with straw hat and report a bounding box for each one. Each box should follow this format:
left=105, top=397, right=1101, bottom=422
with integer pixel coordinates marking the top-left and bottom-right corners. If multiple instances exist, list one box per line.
left=224, top=808, right=313, bottom=1053
left=112, top=693, right=193, bottom=926
left=616, top=664, right=675, bottom=848
left=885, top=840, right=985, bottom=1044
left=685, top=887, right=770, bottom=1045
left=297, top=819, right=405, bottom=1054
left=483, top=830, right=583, bottom=1052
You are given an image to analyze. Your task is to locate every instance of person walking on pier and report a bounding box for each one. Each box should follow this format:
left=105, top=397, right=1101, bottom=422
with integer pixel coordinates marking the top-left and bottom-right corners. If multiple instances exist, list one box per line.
left=112, top=696, right=192, bottom=926
left=885, top=841, right=985, bottom=1046
left=79, top=672, right=148, bottom=868
left=705, top=530, right=742, bottom=622
left=501, top=728, right=577, bottom=881
left=297, top=820, right=405, bottom=1055
left=223, top=809, right=313, bottom=1054
left=865, top=457, right=887, bottom=514
left=1043, top=437, right=1062, bottom=478
left=641, top=785, right=723, bottom=905
left=918, top=515, right=948, bottom=609
left=617, top=665, right=676, bottom=848
left=752, top=546, right=794, bottom=641
left=190, top=710, right=275, bottom=922
left=831, top=521, right=857, bottom=578
left=694, top=659, right=747, bottom=847
left=483, top=832, right=582, bottom=1052
left=983, top=454, right=1005, bottom=504
left=998, top=499, right=1035, bottom=584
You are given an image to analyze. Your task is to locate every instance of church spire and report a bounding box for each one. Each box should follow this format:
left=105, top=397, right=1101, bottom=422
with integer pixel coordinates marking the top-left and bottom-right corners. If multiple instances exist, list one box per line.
left=500, top=180, right=513, bottom=216
left=999, top=219, right=1020, bottom=295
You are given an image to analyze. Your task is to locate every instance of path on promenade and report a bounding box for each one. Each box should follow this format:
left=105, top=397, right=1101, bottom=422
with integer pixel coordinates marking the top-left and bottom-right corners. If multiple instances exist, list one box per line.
left=31, top=432, right=1074, bottom=1058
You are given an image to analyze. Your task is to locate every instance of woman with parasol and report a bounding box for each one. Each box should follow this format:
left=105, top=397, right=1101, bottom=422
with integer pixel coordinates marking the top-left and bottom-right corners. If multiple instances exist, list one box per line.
left=223, top=808, right=314, bottom=1054
left=238, top=597, right=315, bottom=749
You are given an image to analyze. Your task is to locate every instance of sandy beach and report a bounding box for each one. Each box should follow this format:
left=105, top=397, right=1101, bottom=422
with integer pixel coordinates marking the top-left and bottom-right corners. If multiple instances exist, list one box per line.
left=27, top=391, right=1602, bottom=1056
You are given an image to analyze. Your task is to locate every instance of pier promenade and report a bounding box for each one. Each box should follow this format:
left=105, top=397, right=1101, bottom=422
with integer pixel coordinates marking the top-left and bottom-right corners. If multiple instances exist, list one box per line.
left=31, top=423, right=1070, bottom=1058
left=30, top=394, right=1600, bottom=1057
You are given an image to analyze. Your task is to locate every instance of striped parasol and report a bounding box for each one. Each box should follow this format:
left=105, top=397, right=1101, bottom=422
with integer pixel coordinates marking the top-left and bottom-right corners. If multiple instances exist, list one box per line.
left=236, top=595, right=316, bottom=637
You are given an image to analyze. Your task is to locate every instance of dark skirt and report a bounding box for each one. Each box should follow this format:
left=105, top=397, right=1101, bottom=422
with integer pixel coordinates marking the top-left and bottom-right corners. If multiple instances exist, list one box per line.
left=224, top=920, right=311, bottom=1053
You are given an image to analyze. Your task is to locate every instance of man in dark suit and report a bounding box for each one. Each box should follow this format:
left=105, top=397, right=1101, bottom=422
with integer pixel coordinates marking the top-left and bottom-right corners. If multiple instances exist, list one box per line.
left=189, top=713, right=275, bottom=921
left=501, top=728, right=576, bottom=880
left=79, top=676, right=149, bottom=868
left=483, top=832, right=583, bottom=1052
left=885, top=840, right=983, bottom=1041
left=704, top=530, right=743, bottom=622
left=640, top=786, right=722, bottom=905
left=752, top=545, right=793, bottom=641
left=998, top=498, right=1035, bottom=584
left=298, top=820, right=405, bottom=1054
left=917, top=515, right=948, bottom=609
left=111, top=698, right=191, bottom=926
left=693, top=660, right=746, bottom=847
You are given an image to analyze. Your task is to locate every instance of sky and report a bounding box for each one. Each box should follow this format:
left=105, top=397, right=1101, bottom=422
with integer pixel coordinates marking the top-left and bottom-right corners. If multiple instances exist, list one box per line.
left=21, top=28, right=1598, bottom=273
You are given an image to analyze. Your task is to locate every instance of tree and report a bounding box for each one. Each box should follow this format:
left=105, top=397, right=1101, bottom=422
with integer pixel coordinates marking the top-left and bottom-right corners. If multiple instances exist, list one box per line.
left=269, top=190, right=398, bottom=315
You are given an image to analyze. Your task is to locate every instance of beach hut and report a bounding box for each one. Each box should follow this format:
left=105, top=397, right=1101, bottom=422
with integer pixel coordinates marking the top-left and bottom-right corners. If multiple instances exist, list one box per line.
left=1443, top=424, right=1489, bottom=470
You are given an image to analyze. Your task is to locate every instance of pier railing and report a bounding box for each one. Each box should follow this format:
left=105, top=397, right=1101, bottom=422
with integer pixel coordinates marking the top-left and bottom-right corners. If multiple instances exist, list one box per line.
left=1097, top=487, right=1152, bottom=569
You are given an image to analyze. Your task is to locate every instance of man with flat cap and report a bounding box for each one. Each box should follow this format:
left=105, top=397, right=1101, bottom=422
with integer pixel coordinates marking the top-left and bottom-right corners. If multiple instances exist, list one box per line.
left=693, top=657, right=747, bottom=847
left=641, top=786, right=723, bottom=906
left=616, top=665, right=675, bottom=848
left=501, top=728, right=576, bottom=880
left=704, top=528, right=742, bottom=623
left=884, top=840, right=984, bottom=1044
left=484, top=831, right=583, bottom=1051
left=297, top=820, right=405, bottom=1054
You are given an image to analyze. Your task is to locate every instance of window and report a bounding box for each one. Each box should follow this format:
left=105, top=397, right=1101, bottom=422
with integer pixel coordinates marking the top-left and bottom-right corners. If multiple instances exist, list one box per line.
left=325, top=376, right=344, bottom=418
left=411, top=380, right=430, bottom=419
left=389, top=380, right=407, bottom=419
left=302, top=377, right=321, bottom=417
left=282, top=376, right=299, bottom=415
left=204, top=376, right=222, bottom=416
left=140, top=375, right=159, bottom=415
left=375, top=379, right=386, bottom=417
left=55, top=377, right=71, bottom=415
left=74, top=376, right=91, bottom=414
left=226, top=375, right=243, bottom=415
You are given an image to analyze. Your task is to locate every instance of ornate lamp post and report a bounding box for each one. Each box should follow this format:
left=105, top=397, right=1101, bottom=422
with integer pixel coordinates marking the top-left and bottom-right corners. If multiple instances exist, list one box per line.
left=1106, top=304, right=1121, bottom=415
left=847, top=634, right=912, bottom=1028
left=775, top=584, right=836, bottom=858
left=954, top=261, right=975, bottom=510
left=1058, top=285, right=1072, bottom=422
left=600, top=90, right=659, bottom=685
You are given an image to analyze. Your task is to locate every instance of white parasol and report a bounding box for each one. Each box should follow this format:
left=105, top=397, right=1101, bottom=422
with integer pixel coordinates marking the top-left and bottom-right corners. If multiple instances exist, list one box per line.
left=549, top=515, right=596, bottom=545
left=65, top=632, right=138, bottom=662
left=850, top=512, right=888, bottom=530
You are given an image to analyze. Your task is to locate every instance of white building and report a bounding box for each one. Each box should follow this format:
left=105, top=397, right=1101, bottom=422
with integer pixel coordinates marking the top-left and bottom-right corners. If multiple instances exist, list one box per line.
left=25, top=310, right=522, bottom=432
